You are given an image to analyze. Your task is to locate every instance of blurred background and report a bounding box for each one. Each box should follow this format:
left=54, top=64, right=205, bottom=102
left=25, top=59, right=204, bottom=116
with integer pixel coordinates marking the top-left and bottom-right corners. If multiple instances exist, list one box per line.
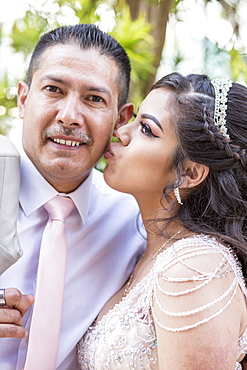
left=1, top=0, right=247, bottom=167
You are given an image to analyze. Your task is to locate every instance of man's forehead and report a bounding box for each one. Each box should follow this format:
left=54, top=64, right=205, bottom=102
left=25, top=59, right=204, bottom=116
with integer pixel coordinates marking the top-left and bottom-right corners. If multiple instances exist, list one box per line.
left=36, top=45, right=119, bottom=80
left=39, top=46, right=118, bottom=77
left=42, top=44, right=112, bottom=64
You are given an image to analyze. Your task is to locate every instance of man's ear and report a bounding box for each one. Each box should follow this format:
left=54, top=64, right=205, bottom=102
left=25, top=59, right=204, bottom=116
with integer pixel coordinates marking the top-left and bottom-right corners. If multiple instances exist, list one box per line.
left=17, top=81, right=29, bottom=119
left=113, top=103, right=134, bottom=137
left=180, top=159, right=209, bottom=189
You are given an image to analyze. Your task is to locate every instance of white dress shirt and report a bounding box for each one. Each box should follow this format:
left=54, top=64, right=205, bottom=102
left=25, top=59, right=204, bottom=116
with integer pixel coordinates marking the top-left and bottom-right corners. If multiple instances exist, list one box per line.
left=0, top=152, right=146, bottom=369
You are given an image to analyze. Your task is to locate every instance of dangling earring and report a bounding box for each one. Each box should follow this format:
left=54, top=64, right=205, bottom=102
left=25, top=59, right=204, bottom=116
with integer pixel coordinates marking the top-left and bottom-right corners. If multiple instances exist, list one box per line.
left=174, top=187, right=183, bottom=205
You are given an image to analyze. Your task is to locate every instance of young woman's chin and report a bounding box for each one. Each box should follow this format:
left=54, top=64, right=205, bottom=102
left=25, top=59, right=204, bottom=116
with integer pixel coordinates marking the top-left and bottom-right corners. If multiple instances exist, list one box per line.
left=103, top=168, right=131, bottom=195
left=103, top=166, right=120, bottom=191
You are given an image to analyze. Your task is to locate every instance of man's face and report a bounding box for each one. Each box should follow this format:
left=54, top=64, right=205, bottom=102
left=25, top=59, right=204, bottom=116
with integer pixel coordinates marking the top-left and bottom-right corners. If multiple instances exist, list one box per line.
left=18, top=44, right=123, bottom=192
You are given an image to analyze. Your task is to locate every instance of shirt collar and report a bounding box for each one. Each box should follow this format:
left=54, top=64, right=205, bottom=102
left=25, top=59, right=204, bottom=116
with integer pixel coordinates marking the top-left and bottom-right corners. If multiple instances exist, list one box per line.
left=19, top=152, right=92, bottom=224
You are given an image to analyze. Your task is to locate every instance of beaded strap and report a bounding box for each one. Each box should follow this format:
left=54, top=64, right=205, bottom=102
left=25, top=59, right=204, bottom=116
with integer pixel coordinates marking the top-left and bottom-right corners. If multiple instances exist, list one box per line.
left=154, top=274, right=237, bottom=318
left=211, top=78, right=233, bottom=139
left=152, top=236, right=246, bottom=332
left=152, top=282, right=238, bottom=332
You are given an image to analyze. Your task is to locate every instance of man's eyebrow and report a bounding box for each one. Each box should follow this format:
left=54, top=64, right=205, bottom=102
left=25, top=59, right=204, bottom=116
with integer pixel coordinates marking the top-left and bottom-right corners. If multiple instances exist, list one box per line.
left=141, top=113, right=163, bottom=131
left=41, top=75, right=66, bottom=85
left=86, top=86, right=111, bottom=97
left=41, top=75, right=111, bottom=96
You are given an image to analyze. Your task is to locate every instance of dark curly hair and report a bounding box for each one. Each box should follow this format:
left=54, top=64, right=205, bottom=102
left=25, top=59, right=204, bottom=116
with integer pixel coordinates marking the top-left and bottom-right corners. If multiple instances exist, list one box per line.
left=150, top=72, right=247, bottom=278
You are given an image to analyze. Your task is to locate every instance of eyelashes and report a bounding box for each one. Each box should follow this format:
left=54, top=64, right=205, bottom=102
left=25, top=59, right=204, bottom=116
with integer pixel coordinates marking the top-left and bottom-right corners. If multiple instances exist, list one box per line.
left=133, top=112, right=160, bottom=138
left=140, top=122, right=159, bottom=138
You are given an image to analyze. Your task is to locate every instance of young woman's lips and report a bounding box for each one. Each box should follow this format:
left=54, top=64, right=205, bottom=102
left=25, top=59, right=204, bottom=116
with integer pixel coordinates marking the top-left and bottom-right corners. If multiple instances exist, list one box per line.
left=104, top=143, right=115, bottom=160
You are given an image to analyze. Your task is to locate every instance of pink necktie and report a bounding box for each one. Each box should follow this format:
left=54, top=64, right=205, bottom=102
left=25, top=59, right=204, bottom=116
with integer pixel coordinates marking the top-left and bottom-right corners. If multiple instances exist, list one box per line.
left=24, top=196, right=75, bottom=370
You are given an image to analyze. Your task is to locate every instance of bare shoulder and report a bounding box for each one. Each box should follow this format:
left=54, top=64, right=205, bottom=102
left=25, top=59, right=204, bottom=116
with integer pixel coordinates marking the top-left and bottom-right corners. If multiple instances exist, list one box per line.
left=158, top=234, right=241, bottom=281
left=151, top=236, right=247, bottom=369
left=154, top=235, right=245, bottom=326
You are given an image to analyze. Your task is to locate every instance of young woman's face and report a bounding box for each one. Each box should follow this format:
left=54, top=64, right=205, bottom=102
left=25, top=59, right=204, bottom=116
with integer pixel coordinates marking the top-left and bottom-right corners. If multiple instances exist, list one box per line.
left=104, top=88, right=178, bottom=202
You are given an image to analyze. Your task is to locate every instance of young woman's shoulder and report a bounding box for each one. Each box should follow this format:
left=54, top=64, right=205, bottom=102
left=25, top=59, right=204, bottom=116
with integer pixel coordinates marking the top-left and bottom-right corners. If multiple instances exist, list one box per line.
left=153, top=234, right=246, bottom=333
left=151, top=234, right=247, bottom=369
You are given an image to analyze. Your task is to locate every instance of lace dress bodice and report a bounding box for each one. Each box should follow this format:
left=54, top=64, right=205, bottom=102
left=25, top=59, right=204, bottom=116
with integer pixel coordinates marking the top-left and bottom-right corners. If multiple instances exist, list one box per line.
left=77, top=235, right=247, bottom=369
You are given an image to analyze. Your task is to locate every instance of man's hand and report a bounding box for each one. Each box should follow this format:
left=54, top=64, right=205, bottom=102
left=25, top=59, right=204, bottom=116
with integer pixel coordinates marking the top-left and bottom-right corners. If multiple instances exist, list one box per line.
left=0, top=288, right=34, bottom=338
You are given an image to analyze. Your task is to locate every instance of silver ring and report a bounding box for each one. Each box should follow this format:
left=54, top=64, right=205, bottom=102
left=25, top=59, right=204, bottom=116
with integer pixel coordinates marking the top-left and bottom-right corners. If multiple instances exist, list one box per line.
left=0, top=289, right=6, bottom=306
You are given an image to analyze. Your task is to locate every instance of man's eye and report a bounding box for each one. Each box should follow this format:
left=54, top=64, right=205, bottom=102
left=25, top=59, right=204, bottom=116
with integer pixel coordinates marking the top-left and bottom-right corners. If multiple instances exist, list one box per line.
left=44, top=86, right=60, bottom=93
left=88, top=95, right=104, bottom=103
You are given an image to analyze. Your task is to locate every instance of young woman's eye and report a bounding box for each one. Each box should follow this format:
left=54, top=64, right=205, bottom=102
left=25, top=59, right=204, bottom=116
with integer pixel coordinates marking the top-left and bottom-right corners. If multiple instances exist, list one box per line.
left=140, top=122, right=159, bottom=138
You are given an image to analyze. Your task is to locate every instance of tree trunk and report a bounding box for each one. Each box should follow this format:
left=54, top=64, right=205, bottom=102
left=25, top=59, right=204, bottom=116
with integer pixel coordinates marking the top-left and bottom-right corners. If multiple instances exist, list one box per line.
left=126, top=0, right=141, bottom=19
left=126, top=0, right=173, bottom=95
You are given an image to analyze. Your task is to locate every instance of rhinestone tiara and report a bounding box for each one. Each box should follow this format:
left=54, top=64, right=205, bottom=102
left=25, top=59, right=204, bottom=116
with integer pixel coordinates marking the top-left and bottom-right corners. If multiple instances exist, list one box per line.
left=211, top=78, right=233, bottom=139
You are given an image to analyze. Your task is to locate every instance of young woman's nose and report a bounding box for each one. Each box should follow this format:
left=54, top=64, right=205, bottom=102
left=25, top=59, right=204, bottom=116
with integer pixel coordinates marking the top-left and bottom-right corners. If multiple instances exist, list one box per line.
left=56, top=95, right=84, bottom=127
left=116, top=122, right=133, bottom=146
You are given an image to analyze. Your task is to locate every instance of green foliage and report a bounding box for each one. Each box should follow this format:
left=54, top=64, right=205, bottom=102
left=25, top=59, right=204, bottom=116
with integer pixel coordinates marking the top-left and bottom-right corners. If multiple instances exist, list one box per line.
left=10, top=11, right=49, bottom=57
left=202, top=38, right=231, bottom=78
left=9, top=0, right=101, bottom=59
left=110, top=4, right=155, bottom=105
left=229, top=48, right=247, bottom=83
left=0, top=23, right=3, bottom=40
left=0, top=73, right=17, bottom=134
left=56, top=0, right=100, bottom=23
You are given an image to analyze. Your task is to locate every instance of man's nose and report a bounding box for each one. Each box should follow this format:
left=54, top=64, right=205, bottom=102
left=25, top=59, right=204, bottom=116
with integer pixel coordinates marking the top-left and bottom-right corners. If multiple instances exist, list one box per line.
left=56, top=95, right=84, bottom=127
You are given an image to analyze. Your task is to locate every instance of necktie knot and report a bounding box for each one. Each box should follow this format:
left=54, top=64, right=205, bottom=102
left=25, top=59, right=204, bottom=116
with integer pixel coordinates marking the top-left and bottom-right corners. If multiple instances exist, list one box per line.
left=44, top=196, right=75, bottom=222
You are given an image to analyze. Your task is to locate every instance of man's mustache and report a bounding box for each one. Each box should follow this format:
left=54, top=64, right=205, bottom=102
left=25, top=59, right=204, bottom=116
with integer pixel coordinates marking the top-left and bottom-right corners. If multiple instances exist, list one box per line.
left=42, top=128, right=93, bottom=146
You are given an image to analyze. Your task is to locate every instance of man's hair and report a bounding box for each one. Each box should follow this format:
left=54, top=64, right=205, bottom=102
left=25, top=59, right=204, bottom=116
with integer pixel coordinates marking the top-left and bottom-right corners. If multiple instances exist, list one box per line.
left=26, top=24, right=131, bottom=107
